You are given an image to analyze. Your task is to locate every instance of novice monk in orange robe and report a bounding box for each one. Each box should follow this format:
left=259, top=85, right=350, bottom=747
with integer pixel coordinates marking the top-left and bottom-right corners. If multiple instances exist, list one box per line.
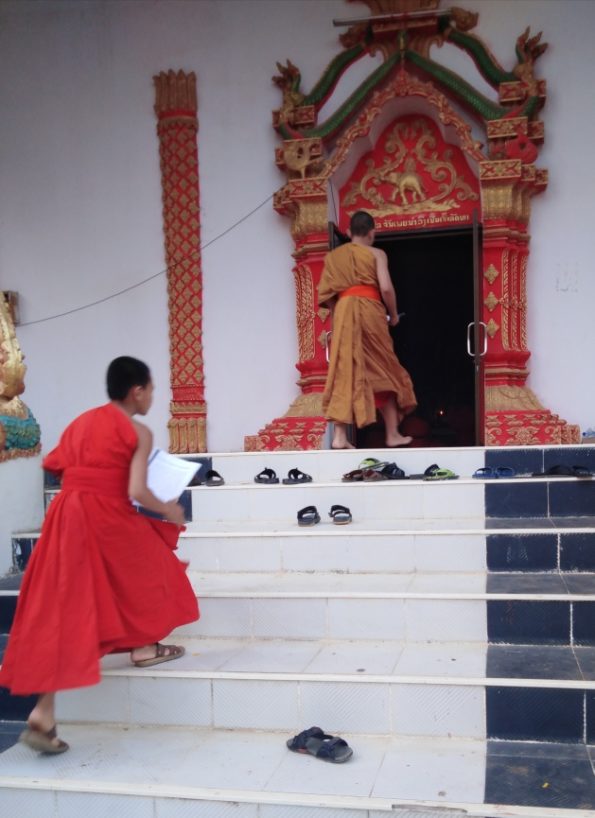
left=0, top=356, right=199, bottom=754
left=319, top=210, right=417, bottom=449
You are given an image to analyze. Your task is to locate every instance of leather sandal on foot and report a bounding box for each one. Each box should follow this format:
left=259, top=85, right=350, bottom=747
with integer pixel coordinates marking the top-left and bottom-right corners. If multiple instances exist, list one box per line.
left=282, top=468, right=312, bottom=484
left=255, top=468, right=279, bottom=484
left=329, top=504, right=352, bottom=524
left=297, top=505, right=320, bottom=526
left=20, top=725, right=69, bottom=755
left=133, top=643, right=185, bottom=667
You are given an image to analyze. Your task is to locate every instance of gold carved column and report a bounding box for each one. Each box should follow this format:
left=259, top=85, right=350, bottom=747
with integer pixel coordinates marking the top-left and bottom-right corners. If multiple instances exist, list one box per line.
left=244, top=174, right=330, bottom=450
left=154, top=70, right=206, bottom=453
left=480, top=142, right=578, bottom=444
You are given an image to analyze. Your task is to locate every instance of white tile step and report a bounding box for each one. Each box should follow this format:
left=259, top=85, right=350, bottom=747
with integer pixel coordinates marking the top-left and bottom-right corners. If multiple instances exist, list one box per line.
left=189, top=481, right=484, bottom=523
left=98, top=637, right=593, bottom=689
left=188, top=571, right=592, bottom=601
left=203, top=445, right=487, bottom=484
left=0, top=725, right=591, bottom=818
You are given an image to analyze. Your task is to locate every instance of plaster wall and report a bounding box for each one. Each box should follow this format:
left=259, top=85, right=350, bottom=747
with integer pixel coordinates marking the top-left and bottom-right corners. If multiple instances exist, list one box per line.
left=0, top=457, right=44, bottom=576
left=0, top=0, right=593, bottom=456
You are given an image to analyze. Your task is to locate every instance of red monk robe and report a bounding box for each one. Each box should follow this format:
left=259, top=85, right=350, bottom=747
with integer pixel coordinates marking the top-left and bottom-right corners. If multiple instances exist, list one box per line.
left=0, top=403, right=199, bottom=696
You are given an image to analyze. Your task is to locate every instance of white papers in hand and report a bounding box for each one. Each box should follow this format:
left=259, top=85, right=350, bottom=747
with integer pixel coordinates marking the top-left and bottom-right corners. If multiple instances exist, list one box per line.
left=146, top=449, right=201, bottom=502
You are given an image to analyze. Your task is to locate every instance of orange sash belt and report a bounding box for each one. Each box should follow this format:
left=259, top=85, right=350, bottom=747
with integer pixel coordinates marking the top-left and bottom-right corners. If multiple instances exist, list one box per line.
left=339, top=284, right=382, bottom=302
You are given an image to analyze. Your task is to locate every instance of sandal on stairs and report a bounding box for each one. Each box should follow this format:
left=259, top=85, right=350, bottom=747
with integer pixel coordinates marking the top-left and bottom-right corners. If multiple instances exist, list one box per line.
left=297, top=505, right=320, bottom=526
left=133, top=643, right=185, bottom=667
left=255, top=468, right=279, bottom=484
left=329, top=504, right=352, bottom=524
left=20, top=724, right=69, bottom=755
left=283, top=468, right=312, bottom=484
left=287, top=726, right=353, bottom=763
left=204, top=469, right=225, bottom=486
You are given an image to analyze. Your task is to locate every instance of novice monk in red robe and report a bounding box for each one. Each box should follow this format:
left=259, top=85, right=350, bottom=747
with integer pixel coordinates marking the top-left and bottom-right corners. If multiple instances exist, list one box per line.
left=0, top=356, right=199, bottom=754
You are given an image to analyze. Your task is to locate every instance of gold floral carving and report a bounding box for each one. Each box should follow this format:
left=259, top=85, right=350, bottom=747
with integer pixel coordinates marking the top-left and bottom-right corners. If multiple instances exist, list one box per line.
left=342, top=117, right=478, bottom=218
left=277, top=139, right=324, bottom=180
left=291, top=200, right=328, bottom=240
left=168, top=416, right=206, bottom=453
left=283, top=393, right=324, bottom=417
left=519, top=253, right=528, bottom=349
left=294, top=264, right=315, bottom=361
left=486, top=319, right=499, bottom=339
left=484, top=264, right=499, bottom=284
left=501, top=249, right=510, bottom=350
left=317, top=306, right=330, bottom=323
left=327, top=71, right=484, bottom=180
left=480, top=160, right=522, bottom=181
left=484, top=292, right=499, bottom=312
left=485, top=385, right=543, bottom=411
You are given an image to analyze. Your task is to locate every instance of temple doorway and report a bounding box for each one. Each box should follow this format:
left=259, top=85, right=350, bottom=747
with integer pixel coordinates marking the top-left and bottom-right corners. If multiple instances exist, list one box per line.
left=356, top=227, right=477, bottom=448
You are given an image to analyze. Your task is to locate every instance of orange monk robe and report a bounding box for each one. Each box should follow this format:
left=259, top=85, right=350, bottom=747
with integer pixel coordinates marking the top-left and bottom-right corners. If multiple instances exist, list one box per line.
left=0, top=403, right=199, bottom=696
left=318, top=242, right=417, bottom=428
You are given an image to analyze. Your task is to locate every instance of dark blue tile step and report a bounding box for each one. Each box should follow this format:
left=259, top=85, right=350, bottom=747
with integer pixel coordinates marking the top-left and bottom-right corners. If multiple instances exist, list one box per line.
left=488, top=598, right=595, bottom=646
left=488, top=530, right=595, bottom=572
left=487, top=644, right=585, bottom=681
left=487, top=686, right=587, bottom=743
left=485, top=740, right=595, bottom=809
left=486, top=478, right=595, bottom=518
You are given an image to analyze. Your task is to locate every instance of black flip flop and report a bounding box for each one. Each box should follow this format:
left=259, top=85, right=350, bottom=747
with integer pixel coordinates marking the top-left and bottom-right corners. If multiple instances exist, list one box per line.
left=255, top=468, right=279, bottom=484
left=379, top=462, right=407, bottom=480
left=329, top=504, right=352, bottom=524
left=204, top=469, right=225, bottom=486
left=297, top=505, right=320, bottom=526
left=532, top=464, right=593, bottom=478
left=282, top=468, right=313, bottom=484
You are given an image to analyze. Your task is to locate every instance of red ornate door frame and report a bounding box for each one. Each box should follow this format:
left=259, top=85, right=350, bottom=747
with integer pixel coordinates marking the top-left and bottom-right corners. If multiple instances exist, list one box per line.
left=244, top=0, right=579, bottom=451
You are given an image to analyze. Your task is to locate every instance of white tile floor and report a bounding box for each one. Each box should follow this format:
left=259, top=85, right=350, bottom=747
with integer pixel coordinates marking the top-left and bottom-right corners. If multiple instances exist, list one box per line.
left=0, top=725, right=488, bottom=813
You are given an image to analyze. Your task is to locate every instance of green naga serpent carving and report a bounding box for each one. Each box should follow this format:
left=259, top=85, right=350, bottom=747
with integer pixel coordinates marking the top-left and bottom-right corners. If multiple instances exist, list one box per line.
left=273, top=7, right=547, bottom=145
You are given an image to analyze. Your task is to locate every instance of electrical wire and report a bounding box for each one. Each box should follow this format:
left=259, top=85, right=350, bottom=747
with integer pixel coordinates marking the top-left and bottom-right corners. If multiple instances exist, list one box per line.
left=18, top=192, right=275, bottom=328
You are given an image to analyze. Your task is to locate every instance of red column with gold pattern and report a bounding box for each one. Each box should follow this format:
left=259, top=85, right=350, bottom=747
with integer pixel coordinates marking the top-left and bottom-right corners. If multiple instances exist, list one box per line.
left=154, top=70, right=207, bottom=453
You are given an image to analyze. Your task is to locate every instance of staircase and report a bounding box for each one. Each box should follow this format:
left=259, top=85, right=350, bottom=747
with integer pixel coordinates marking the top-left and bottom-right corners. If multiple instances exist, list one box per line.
left=1, top=444, right=595, bottom=817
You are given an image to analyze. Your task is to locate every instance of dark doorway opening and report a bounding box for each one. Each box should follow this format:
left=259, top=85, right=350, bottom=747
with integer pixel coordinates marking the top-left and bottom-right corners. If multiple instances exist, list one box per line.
left=356, top=227, right=477, bottom=448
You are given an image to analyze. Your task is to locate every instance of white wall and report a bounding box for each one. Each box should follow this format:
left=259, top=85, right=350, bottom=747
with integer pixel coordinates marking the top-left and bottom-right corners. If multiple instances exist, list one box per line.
left=0, top=456, right=44, bottom=575
left=0, top=0, right=593, bottom=456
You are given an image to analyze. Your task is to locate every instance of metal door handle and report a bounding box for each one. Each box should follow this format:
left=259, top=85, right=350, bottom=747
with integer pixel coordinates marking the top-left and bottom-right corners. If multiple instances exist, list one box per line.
left=325, top=331, right=332, bottom=363
left=467, top=322, right=488, bottom=357
left=466, top=322, right=474, bottom=357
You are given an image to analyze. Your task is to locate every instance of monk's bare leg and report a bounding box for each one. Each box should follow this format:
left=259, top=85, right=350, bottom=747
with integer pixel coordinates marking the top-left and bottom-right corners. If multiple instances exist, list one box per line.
left=379, top=396, right=412, bottom=447
left=330, top=421, right=355, bottom=450
left=25, top=693, right=64, bottom=749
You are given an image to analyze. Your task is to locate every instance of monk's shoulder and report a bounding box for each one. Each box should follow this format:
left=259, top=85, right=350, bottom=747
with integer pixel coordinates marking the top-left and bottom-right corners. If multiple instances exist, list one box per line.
left=368, top=246, right=386, bottom=262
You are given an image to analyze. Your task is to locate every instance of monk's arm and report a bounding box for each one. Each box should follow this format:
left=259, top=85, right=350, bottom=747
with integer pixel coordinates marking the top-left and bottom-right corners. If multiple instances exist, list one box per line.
left=374, top=250, right=399, bottom=326
left=128, top=422, right=186, bottom=525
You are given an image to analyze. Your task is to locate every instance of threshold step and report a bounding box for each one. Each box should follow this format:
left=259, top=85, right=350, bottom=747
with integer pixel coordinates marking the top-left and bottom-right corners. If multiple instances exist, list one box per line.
left=1, top=725, right=594, bottom=816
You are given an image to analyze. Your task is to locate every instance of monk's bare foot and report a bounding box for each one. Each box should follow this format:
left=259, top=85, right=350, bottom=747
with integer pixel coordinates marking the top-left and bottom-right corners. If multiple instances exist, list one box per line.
left=386, top=434, right=412, bottom=447
left=331, top=440, right=355, bottom=450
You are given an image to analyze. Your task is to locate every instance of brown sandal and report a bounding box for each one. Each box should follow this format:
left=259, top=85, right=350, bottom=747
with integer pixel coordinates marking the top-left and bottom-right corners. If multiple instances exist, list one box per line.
left=132, top=642, right=185, bottom=667
left=20, top=724, right=69, bottom=755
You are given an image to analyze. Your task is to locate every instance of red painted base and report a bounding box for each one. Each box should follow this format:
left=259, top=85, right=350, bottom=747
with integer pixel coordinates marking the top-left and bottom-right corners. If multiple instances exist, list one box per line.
left=486, top=411, right=581, bottom=447
left=244, top=415, right=327, bottom=451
